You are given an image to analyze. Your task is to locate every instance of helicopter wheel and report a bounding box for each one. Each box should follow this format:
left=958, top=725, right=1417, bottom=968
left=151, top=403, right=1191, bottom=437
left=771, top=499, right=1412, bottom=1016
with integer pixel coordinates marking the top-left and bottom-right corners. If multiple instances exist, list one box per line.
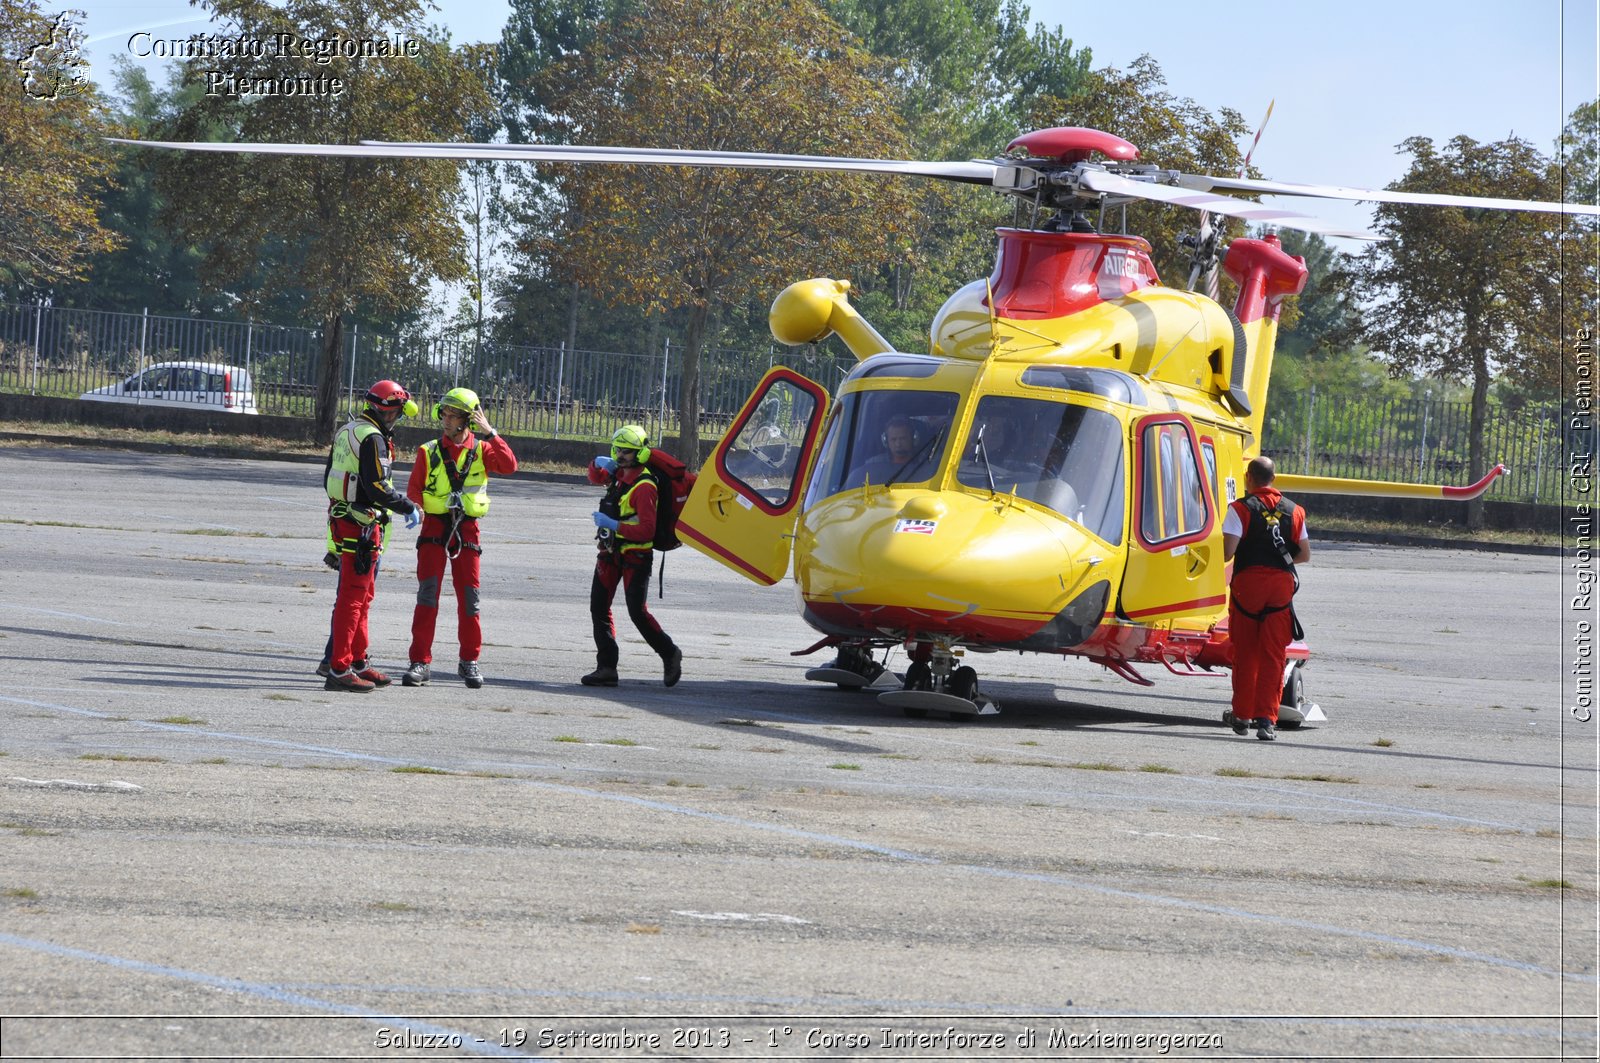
left=896, top=661, right=934, bottom=718
left=1278, top=663, right=1306, bottom=729
left=950, top=665, right=979, bottom=701
left=903, top=661, right=933, bottom=691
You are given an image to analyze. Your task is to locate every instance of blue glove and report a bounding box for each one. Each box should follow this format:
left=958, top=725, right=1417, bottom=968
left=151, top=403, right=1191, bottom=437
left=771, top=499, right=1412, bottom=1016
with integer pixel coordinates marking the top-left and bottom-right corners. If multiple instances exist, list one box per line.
left=592, top=511, right=620, bottom=532
left=594, top=455, right=617, bottom=474
left=403, top=507, right=421, bottom=530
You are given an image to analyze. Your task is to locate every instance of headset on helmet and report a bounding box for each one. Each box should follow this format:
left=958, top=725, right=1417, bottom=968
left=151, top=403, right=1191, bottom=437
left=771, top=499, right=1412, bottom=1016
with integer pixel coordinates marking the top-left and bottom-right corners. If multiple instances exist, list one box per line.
left=880, top=415, right=923, bottom=450
left=610, top=423, right=651, bottom=465
left=432, top=386, right=481, bottom=421
left=365, top=379, right=418, bottom=418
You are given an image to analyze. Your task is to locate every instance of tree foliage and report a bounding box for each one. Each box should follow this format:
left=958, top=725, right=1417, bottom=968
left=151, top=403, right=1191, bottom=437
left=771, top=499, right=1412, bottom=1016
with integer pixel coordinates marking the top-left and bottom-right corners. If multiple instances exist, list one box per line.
left=48, top=58, right=232, bottom=314
left=0, top=0, right=119, bottom=297
left=155, top=0, right=493, bottom=437
left=1346, top=133, right=1568, bottom=524
left=532, top=0, right=918, bottom=462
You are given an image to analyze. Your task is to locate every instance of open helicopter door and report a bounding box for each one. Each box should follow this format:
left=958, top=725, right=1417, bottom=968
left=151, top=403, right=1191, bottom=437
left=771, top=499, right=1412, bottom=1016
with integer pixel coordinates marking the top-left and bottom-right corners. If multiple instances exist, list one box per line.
left=678, top=367, right=831, bottom=586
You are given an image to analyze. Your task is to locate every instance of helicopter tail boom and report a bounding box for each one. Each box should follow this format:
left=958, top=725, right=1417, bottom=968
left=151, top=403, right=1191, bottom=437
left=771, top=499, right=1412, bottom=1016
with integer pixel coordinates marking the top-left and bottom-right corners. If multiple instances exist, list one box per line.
left=1274, top=464, right=1508, bottom=500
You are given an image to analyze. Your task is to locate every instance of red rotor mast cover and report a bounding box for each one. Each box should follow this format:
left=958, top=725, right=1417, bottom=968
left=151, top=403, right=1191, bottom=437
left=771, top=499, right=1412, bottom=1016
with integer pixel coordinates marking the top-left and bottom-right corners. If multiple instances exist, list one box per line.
left=1006, top=127, right=1139, bottom=164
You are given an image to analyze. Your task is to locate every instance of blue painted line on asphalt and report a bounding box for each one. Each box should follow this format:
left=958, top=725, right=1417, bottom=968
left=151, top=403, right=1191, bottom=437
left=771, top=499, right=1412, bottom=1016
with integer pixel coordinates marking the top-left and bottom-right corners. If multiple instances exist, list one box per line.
left=0, top=933, right=544, bottom=1061
left=5, top=693, right=1590, bottom=988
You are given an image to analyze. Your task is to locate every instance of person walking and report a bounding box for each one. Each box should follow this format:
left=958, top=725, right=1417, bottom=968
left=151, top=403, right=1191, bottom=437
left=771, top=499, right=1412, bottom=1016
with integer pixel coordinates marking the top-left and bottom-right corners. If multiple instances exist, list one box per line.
left=400, top=388, right=517, bottom=689
left=322, top=380, right=421, bottom=692
left=580, top=424, right=683, bottom=688
left=1222, top=456, right=1311, bottom=740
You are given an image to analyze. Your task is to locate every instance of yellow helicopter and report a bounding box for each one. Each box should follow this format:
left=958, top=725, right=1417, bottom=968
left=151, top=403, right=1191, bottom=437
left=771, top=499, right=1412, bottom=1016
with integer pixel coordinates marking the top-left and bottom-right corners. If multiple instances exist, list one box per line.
left=118, top=126, right=1589, bottom=722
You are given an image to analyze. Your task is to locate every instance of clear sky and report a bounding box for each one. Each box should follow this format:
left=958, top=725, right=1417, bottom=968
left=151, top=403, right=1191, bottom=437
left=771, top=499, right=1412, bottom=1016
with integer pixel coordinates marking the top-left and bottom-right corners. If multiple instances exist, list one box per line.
left=58, top=0, right=1600, bottom=245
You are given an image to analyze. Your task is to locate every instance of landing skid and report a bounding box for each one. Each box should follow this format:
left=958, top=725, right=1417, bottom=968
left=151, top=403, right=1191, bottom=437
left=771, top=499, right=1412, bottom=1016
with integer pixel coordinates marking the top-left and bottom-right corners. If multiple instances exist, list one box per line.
left=878, top=688, right=1000, bottom=718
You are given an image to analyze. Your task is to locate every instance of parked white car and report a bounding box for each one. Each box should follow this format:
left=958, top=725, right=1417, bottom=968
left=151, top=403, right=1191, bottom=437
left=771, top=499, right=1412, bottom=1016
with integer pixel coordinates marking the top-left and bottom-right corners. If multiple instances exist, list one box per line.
left=79, top=361, right=259, bottom=414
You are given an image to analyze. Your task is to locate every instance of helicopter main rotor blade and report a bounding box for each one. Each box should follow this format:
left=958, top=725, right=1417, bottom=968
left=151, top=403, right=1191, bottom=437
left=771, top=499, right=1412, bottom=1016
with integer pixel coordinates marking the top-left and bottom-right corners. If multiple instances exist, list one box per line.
left=107, top=137, right=1000, bottom=184
left=1174, top=173, right=1600, bottom=216
left=1078, top=169, right=1381, bottom=240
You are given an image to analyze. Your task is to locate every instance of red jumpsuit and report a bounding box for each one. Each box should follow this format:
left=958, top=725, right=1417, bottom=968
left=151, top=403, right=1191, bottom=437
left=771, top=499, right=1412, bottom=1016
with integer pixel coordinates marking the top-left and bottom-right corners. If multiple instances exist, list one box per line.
left=588, top=461, right=678, bottom=668
left=1226, top=488, right=1307, bottom=725
left=326, top=414, right=417, bottom=674
left=405, top=430, right=518, bottom=665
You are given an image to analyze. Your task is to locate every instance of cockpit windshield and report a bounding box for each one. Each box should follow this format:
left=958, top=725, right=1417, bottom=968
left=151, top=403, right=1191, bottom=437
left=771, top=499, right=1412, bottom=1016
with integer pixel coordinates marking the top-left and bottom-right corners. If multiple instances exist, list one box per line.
left=956, top=395, right=1125, bottom=544
left=805, top=389, right=959, bottom=505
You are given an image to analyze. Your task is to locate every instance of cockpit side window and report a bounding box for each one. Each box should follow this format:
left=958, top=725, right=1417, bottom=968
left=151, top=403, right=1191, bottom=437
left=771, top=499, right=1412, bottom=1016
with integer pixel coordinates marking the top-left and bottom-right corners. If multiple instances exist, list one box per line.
left=805, top=389, right=958, bottom=506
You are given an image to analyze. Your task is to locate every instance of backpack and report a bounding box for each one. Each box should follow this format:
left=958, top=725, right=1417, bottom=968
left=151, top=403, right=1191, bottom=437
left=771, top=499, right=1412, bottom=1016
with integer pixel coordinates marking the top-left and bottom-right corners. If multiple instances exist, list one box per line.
left=641, top=447, right=696, bottom=552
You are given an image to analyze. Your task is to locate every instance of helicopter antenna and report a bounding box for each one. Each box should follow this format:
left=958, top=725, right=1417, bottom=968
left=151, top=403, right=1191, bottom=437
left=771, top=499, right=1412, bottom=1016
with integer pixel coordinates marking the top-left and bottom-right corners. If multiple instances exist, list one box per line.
left=1187, top=99, right=1275, bottom=297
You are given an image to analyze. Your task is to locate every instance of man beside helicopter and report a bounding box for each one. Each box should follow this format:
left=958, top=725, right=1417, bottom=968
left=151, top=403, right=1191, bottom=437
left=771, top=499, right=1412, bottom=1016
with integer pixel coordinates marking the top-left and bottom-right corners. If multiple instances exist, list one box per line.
left=581, top=424, right=685, bottom=689
left=1222, top=456, right=1311, bottom=742
left=399, top=387, right=518, bottom=690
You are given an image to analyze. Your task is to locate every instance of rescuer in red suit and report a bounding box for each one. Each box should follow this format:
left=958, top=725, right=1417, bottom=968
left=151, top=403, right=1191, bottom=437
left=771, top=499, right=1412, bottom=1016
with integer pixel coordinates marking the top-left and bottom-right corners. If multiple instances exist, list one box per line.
left=1222, top=456, right=1311, bottom=741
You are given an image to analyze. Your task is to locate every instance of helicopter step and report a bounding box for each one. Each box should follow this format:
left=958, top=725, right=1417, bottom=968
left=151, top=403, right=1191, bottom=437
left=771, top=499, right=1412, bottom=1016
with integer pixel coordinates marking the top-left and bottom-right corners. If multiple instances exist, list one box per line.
left=805, top=665, right=900, bottom=689
left=803, top=643, right=901, bottom=690
left=878, top=688, right=1000, bottom=718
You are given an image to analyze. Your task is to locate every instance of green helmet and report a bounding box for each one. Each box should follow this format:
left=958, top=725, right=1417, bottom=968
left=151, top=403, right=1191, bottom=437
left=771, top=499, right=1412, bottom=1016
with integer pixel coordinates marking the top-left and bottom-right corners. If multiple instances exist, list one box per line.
left=433, top=387, right=480, bottom=420
left=610, top=423, right=651, bottom=465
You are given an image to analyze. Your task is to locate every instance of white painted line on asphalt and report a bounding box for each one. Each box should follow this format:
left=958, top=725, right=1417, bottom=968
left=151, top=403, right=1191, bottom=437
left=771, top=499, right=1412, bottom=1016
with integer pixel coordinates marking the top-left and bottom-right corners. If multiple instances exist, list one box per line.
left=8, top=777, right=143, bottom=792
left=2, top=691, right=1587, bottom=987
left=0, top=933, right=541, bottom=1061
left=0, top=604, right=127, bottom=625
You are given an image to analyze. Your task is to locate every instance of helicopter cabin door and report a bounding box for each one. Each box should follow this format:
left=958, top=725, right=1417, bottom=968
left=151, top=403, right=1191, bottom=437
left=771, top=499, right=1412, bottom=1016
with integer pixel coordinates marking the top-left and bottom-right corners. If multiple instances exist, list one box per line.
left=678, top=367, right=831, bottom=586
left=1116, top=414, right=1226, bottom=626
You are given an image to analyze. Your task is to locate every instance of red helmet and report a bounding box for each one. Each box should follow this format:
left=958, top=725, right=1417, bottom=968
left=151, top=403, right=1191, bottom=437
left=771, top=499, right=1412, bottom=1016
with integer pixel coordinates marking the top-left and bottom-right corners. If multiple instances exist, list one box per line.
left=364, top=379, right=411, bottom=410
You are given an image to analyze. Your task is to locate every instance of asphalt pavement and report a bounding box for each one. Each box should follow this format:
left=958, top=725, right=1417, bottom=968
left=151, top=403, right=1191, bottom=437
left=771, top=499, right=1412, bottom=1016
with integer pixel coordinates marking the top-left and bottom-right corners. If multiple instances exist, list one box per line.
left=0, top=447, right=1594, bottom=1060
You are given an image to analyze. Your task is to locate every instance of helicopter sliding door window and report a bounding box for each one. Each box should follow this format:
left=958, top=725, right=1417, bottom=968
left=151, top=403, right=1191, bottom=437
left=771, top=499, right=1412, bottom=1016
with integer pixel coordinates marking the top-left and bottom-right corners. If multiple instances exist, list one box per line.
left=1135, top=416, right=1214, bottom=550
left=716, top=370, right=830, bottom=514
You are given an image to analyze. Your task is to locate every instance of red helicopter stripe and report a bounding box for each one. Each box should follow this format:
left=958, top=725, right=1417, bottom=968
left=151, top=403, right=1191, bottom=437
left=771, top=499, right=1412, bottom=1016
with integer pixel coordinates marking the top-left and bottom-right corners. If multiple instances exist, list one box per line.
left=675, top=522, right=780, bottom=586
left=1121, top=594, right=1228, bottom=620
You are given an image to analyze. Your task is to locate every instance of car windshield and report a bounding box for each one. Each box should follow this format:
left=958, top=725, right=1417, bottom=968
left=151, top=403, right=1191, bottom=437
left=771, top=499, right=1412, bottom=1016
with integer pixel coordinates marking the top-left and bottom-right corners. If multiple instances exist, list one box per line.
left=805, top=389, right=959, bottom=505
left=956, top=395, right=1126, bottom=544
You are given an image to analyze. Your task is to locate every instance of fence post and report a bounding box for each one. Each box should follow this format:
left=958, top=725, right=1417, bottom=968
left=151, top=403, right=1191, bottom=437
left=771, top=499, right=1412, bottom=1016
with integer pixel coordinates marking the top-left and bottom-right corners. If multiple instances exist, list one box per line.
left=244, top=317, right=253, bottom=399
left=1534, top=403, right=1548, bottom=504
left=658, top=336, right=671, bottom=442
left=30, top=301, right=42, bottom=395
left=347, top=322, right=359, bottom=406
left=1417, top=390, right=1431, bottom=478
left=1302, top=385, right=1315, bottom=474
left=136, top=307, right=149, bottom=406
left=554, top=340, right=566, bottom=439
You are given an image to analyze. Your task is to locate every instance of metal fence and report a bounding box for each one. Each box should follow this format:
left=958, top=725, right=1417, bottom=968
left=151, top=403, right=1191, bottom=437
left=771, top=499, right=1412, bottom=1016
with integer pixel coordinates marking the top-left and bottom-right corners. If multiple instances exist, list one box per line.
left=0, top=301, right=1576, bottom=504
left=1261, top=384, right=1574, bottom=505
left=0, top=301, right=855, bottom=444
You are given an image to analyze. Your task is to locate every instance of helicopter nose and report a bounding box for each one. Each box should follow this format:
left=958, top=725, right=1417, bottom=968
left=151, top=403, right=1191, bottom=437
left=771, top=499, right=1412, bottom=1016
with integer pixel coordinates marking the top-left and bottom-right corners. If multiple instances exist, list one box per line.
left=795, top=489, right=1108, bottom=644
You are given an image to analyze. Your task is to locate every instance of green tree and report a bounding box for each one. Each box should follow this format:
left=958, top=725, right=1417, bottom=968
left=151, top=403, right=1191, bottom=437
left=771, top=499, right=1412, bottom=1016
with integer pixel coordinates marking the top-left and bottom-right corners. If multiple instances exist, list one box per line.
left=155, top=0, right=493, bottom=438
left=533, top=0, right=917, bottom=463
left=1556, top=100, right=1598, bottom=403
left=51, top=58, right=228, bottom=314
left=0, top=0, right=119, bottom=298
left=1347, top=133, right=1566, bottom=526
